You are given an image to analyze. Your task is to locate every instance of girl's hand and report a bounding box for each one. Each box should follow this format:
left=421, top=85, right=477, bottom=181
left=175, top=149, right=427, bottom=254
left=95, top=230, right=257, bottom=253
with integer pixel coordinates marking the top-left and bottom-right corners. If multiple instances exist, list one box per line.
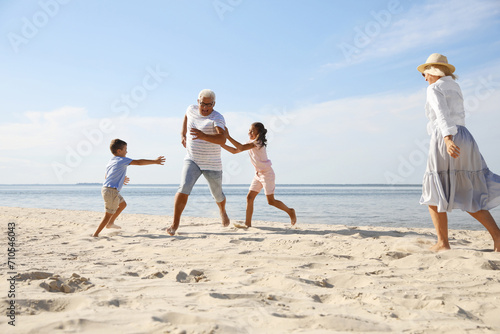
left=124, top=176, right=130, bottom=185
left=444, top=136, right=460, bottom=159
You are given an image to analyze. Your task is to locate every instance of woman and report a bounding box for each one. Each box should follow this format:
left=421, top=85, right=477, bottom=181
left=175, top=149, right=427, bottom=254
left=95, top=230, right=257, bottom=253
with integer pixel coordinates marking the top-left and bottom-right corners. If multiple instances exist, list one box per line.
left=418, top=53, right=500, bottom=252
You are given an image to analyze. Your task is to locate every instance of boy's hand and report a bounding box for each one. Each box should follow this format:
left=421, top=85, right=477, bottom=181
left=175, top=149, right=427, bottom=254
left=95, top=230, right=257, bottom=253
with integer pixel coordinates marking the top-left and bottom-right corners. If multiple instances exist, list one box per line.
left=156, top=156, right=166, bottom=165
left=124, top=176, right=130, bottom=185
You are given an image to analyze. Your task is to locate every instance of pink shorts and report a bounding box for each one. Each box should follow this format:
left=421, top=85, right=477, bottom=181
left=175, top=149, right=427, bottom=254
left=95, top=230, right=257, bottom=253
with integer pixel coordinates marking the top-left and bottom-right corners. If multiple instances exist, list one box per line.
left=249, top=168, right=275, bottom=195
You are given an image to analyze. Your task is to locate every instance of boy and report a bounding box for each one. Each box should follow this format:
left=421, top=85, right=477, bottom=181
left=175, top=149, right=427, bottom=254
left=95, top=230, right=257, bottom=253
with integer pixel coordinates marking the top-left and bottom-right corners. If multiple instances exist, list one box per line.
left=93, top=139, right=165, bottom=237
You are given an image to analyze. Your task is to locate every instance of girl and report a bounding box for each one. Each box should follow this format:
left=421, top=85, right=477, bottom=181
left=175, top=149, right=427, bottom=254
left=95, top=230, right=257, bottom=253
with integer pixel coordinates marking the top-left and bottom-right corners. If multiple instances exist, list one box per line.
left=221, top=122, right=296, bottom=227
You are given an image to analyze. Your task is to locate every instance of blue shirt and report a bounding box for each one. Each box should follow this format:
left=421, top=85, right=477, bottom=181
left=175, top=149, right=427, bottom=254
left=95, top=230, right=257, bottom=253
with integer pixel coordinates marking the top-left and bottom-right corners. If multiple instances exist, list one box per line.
left=103, top=156, right=133, bottom=191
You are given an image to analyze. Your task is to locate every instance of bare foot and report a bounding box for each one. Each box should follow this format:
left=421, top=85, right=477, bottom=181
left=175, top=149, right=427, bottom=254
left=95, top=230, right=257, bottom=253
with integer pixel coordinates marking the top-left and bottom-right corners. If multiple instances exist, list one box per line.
left=92, top=233, right=99, bottom=237
left=166, top=227, right=176, bottom=236
left=221, top=212, right=230, bottom=227
left=234, top=222, right=249, bottom=229
left=106, top=223, right=121, bottom=229
left=290, top=208, right=297, bottom=226
left=494, top=238, right=500, bottom=252
left=430, top=242, right=451, bottom=252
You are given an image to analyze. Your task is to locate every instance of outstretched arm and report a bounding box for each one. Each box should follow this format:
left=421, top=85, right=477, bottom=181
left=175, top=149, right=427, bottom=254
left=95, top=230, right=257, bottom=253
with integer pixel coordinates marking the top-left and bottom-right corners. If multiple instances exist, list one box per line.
left=221, top=144, right=239, bottom=154
left=130, top=156, right=166, bottom=166
left=224, top=127, right=255, bottom=153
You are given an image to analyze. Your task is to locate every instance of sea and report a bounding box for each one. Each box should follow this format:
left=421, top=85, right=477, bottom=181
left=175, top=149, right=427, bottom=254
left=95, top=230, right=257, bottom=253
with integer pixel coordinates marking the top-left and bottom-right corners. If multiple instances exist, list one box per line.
left=1, top=184, right=497, bottom=231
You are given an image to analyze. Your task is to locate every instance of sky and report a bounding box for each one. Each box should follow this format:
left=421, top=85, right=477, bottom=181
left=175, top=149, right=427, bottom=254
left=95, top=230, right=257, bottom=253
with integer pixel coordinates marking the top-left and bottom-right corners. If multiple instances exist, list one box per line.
left=1, top=0, right=500, bottom=185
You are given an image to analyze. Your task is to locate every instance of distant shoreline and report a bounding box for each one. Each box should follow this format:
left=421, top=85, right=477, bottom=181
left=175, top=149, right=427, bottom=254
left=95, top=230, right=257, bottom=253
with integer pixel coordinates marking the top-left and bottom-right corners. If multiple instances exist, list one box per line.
left=0, top=183, right=422, bottom=187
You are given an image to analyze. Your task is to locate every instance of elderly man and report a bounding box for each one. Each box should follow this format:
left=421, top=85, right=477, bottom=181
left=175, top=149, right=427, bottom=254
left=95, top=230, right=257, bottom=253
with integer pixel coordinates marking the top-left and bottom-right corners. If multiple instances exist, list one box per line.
left=167, top=89, right=230, bottom=235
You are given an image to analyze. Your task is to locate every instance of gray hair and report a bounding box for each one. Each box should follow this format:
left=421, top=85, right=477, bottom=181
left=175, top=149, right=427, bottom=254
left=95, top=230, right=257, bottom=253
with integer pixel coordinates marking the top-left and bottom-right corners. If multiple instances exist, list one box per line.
left=198, top=89, right=216, bottom=102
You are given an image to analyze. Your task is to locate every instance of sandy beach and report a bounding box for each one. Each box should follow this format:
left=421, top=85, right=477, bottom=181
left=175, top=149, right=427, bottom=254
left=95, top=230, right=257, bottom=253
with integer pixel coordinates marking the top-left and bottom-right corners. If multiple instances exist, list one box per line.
left=1, top=206, right=500, bottom=333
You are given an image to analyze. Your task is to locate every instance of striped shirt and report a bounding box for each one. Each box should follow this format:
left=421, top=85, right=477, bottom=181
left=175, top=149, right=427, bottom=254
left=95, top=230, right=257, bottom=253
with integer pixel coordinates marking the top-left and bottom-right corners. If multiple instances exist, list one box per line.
left=185, top=104, right=226, bottom=171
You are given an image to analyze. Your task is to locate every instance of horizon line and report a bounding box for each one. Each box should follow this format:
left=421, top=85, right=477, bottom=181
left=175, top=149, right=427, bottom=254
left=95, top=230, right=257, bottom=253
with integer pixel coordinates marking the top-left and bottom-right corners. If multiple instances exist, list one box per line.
left=0, top=183, right=422, bottom=187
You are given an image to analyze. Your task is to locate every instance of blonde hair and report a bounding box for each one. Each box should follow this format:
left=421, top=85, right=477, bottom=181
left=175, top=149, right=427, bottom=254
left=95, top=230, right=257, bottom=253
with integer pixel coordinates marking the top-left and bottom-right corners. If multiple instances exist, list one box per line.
left=424, top=65, right=457, bottom=80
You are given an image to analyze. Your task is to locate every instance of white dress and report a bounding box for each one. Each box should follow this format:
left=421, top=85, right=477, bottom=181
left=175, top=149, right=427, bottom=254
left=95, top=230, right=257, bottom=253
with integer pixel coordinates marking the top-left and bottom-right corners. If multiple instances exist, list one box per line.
left=419, top=77, right=500, bottom=212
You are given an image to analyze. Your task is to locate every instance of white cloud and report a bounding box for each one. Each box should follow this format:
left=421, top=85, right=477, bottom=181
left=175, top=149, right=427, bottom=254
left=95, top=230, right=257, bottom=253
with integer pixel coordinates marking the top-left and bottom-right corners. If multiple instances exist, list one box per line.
left=0, top=108, right=186, bottom=184
left=219, top=90, right=429, bottom=184
left=0, top=106, right=88, bottom=150
left=223, top=77, right=500, bottom=184
left=327, top=0, right=500, bottom=70
left=0, top=157, right=39, bottom=168
left=2, top=72, right=500, bottom=185
left=379, top=0, right=499, bottom=54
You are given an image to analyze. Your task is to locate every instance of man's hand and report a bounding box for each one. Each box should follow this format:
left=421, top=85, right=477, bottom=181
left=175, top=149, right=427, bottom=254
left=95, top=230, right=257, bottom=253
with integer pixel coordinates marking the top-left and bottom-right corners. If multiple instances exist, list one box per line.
left=189, top=127, right=226, bottom=145
left=190, top=128, right=206, bottom=141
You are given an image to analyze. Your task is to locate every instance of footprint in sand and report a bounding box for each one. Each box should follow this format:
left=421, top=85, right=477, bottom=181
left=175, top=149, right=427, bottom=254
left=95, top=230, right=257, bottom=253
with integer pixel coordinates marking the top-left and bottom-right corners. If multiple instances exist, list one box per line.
left=176, top=270, right=206, bottom=283
left=39, top=273, right=94, bottom=293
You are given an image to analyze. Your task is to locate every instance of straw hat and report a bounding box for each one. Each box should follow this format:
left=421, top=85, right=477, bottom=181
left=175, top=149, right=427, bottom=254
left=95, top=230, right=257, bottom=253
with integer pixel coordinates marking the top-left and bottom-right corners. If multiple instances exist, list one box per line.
left=417, top=53, right=455, bottom=73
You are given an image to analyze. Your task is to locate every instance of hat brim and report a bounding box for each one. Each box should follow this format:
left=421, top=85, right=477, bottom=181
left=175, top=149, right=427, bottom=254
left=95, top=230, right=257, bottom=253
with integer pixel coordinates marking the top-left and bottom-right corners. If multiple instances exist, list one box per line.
left=417, top=62, right=456, bottom=74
